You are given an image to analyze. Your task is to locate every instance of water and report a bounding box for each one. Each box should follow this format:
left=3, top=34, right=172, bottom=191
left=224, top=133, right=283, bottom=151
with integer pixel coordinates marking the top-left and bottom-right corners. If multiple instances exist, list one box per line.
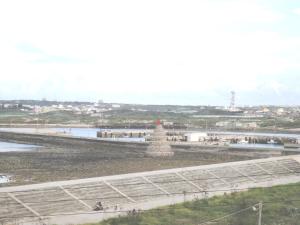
left=98, top=137, right=145, bottom=142
left=58, top=128, right=299, bottom=140
left=0, top=128, right=38, bottom=133
left=1, top=127, right=298, bottom=143
left=0, top=141, right=39, bottom=152
left=54, top=127, right=101, bottom=138
left=229, top=143, right=284, bottom=150
left=54, top=128, right=146, bottom=142
left=0, top=127, right=113, bottom=138
left=211, top=131, right=300, bottom=139
left=0, top=127, right=146, bottom=142
left=0, top=175, right=10, bottom=184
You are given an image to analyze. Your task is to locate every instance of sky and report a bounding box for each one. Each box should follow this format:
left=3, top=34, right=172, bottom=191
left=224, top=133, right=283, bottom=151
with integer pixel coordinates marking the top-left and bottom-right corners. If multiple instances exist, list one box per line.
left=0, top=0, right=300, bottom=106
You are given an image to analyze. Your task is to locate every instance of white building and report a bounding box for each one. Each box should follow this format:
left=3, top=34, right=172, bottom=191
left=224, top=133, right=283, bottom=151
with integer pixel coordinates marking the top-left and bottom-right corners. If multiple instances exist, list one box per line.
left=184, top=132, right=207, bottom=142
left=112, top=104, right=121, bottom=108
left=277, top=108, right=285, bottom=115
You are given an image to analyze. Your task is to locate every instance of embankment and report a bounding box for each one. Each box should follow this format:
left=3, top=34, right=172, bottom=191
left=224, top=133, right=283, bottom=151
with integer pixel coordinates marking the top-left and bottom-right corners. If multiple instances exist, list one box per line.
left=0, top=131, right=148, bottom=153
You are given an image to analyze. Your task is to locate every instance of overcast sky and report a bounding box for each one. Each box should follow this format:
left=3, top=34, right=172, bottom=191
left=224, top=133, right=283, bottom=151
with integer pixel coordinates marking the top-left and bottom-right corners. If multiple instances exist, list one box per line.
left=0, top=0, right=300, bottom=106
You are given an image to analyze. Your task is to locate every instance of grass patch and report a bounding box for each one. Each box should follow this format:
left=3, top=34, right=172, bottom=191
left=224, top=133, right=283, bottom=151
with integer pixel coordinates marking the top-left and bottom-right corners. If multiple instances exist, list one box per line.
left=85, top=183, right=300, bottom=225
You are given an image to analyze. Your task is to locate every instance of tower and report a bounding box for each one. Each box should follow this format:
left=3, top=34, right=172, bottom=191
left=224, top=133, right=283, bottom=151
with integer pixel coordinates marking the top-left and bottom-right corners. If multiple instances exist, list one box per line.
left=145, top=120, right=174, bottom=157
left=229, top=91, right=236, bottom=111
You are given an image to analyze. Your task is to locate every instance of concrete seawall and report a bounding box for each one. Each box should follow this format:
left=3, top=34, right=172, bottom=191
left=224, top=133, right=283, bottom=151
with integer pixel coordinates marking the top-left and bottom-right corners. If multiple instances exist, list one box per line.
left=0, top=131, right=148, bottom=152
left=2, top=131, right=292, bottom=157
left=0, top=131, right=227, bottom=152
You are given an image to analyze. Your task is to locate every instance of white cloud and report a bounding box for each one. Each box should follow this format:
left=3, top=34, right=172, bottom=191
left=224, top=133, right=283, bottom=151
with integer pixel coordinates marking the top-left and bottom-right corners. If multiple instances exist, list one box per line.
left=0, top=0, right=298, bottom=104
left=293, top=8, right=300, bottom=15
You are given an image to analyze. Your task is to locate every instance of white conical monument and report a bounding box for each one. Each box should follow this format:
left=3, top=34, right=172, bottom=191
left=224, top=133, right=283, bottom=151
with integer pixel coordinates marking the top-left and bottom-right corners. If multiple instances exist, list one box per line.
left=145, top=120, right=174, bottom=157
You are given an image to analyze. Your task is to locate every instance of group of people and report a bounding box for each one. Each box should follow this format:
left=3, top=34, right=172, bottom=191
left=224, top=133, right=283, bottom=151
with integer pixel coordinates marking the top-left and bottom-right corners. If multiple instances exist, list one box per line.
left=93, top=202, right=121, bottom=212
left=93, top=201, right=140, bottom=216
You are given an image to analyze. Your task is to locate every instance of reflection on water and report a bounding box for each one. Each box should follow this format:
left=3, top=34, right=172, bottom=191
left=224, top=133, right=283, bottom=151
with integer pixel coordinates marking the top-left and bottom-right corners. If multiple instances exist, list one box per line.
left=54, top=128, right=146, bottom=142
left=54, top=128, right=101, bottom=138
left=229, top=143, right=284, bottom=150
left=214, top=131, right=300, bottom=139
left=0, top=141, right=39, bottom=152
left=0, top=127, right=147, bottom=142
left=98, top=137, right=145, bottom=142
left=1, top=127, right=298, bottom=144
left=0, top=175, right=10, bottom=184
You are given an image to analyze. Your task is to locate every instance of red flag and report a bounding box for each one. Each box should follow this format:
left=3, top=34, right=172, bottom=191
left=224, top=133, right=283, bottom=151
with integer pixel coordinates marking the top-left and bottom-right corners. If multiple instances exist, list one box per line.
left=156, top=119, right=161, bottom=125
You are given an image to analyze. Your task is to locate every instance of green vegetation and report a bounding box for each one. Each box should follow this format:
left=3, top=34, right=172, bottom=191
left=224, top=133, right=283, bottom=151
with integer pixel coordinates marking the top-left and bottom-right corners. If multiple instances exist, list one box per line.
left=37, top=111, right=93, bottom=124
left=86, top=183, right=300, bottom=225
left=0, top=110, right=29, bottom=123
left=1, top=102, right=300, bottom=131
left=260, top=117, right=300, bottom=129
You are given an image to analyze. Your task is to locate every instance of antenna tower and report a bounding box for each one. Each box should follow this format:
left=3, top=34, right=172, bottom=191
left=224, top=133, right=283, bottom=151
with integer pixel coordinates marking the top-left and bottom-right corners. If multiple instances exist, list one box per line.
left=230, top=91, right=236, bottom=111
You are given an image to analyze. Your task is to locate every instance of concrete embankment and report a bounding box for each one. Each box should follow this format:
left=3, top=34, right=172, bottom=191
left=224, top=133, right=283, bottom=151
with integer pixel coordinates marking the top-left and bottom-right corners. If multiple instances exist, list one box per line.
left=0, top=131, right=148, bottom=153
left=0, top=131, right=232, bottom=158
left=1, top=131, right=291, bottom=158
left=0, top=130, right=232, bottom=153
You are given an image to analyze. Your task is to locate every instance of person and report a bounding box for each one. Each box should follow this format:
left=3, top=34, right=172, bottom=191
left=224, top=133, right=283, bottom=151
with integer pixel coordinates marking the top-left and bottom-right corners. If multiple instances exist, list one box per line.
left=132, top=208, right=137, bottom=215
left=94, top=201, right=103, bottom=211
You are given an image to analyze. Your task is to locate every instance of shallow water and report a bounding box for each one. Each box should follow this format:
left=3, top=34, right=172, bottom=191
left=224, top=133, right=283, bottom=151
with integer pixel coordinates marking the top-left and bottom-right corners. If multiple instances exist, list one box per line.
left=0, top=141, right=39, bottom=152
left=54, top=127, right=101, bottom=138
left=212, top=131, right=300, bottom=139
left=2, top=127, right=298, bottom=143
left=229, top=143, right=284, bottom=150
left=0, top=175, right=10, bottom=184
left=0, top=127, right=147, bottom=142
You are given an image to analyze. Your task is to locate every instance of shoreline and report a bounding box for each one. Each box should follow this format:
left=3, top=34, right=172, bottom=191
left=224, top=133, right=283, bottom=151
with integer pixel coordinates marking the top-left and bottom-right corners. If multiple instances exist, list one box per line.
left=0, top=123, right=300, bottom=135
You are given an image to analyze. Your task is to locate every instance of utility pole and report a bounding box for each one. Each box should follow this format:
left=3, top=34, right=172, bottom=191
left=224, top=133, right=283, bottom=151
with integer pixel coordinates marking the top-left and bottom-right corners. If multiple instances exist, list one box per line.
left=258, top=201, right=263, bottom=225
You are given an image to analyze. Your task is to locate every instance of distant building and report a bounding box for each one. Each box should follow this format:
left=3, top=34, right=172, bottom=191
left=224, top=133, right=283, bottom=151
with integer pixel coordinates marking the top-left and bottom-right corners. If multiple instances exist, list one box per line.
left=262, top=107, right=270, bottom=113
left=184, top=133, right=207, bottom=142
left=216, top=121, right=258, bottom=129
left=216, top=121, right=231, bottom=127
left=236, top=122, right=258, bottom=129
left=277, top=108, right=285, bottom=115
left=162, top=121, right=174, bottom=126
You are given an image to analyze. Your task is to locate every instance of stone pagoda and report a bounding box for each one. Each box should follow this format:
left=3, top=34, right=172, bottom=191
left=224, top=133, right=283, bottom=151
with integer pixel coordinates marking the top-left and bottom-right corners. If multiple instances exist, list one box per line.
left=145, top=120, right=174, bottom=157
